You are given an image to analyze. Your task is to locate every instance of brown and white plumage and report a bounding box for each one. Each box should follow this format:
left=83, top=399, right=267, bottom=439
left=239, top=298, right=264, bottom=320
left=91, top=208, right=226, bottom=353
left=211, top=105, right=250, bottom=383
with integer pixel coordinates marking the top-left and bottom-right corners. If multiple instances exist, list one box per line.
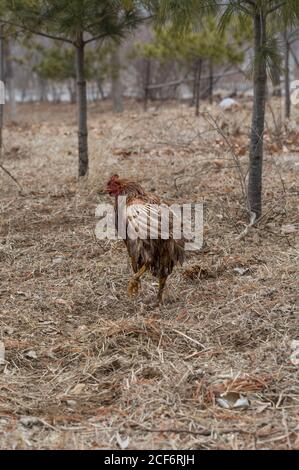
left=106, top=175, right=185, bottom=303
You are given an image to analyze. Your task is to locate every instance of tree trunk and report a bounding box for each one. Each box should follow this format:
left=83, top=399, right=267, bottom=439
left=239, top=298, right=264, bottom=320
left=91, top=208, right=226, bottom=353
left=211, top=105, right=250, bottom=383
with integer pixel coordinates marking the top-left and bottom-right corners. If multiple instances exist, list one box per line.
left=284, top=32, right=291, bottom=119
left=195, top=59, right=202, bottom=117
left=0, top=25, right=4, bottom=154
left=208, top=60, right=214, bottom=104
left=144, top=59, right=151, bottom=112
left=271, top=62, right=281, bottom=97
left=76, top=39, right=88, bottom=178
left=39, top=77, right=47, bottom=102
left=51, top=84, right=60, bottom=103
left=111, top=48, right=123, bottom=113
left=248, top=12, right=267, bottom=220
left=190, top=62, right=197, bottom=106
left=5, top=39, right=17, bottom=122
left=68, top=79, right=77, bottom=103
left=97, top=79, right=105, bottom=100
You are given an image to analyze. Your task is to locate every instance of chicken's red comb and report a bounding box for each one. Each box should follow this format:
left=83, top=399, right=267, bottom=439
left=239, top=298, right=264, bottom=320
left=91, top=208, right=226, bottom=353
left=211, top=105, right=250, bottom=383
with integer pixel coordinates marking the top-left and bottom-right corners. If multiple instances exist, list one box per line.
left=107, top=174, right=119, bottom=184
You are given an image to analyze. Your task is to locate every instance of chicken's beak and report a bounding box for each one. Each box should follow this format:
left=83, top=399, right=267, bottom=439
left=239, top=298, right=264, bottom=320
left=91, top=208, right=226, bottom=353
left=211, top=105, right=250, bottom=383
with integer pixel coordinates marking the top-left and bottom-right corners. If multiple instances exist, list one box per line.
left=105, top=186, right=113, bottom=196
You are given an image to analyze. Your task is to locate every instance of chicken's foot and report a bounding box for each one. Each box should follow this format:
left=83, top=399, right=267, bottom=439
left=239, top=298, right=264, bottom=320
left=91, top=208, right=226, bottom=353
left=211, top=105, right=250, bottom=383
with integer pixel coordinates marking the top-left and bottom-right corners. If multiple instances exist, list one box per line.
left=128, top=265, right=148, bottom=297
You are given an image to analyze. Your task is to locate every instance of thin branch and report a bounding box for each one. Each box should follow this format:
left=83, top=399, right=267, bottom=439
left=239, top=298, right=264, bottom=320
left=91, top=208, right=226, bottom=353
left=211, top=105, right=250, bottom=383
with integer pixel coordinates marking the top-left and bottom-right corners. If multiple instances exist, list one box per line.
left=234, top=4, right=252, bottom=16
left=202, top=112, right=250, bottom=213
left=236, top=211, right=257, bottom=240
left=147, top=68, right=247, bottom=91
left=266, top=2, right=287, bottom=16
left=289, top=35, right=299, bottom=45
left=84, top=33, right=109, bottom=45
left=290, top=46, right=299, bottom=67
left=0, top=19, right=73, bottom=44
left=0, top=163, right=23, bottom=192
left=288, top=28, right=299, bottom=42
left=129, top=421, right=254, bottom=437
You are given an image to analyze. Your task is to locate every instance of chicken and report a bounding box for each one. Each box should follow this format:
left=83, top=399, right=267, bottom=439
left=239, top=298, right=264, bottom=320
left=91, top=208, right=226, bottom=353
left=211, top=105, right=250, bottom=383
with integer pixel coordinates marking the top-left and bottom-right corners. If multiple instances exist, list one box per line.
left=106, top=175, right=185, bottom=304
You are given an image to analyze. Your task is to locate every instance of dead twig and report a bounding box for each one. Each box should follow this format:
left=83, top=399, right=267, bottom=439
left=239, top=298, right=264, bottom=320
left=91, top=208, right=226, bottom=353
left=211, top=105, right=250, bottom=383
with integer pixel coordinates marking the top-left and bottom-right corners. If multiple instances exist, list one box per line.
left=129, top=422, right=254, bottom=437
left=0, top=162, right=23, bottom=193
left=236, top=212, right=257, bottom=241
left=202, top=112, right=250, bottom=214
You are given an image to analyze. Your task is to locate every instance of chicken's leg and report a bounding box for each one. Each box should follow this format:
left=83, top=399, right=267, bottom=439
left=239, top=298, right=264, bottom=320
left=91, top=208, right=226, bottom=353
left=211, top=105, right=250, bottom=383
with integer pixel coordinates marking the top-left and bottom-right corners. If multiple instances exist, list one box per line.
left=128, top=265, right=148, bottom=297
left=157, top=277, right=167, bottom=304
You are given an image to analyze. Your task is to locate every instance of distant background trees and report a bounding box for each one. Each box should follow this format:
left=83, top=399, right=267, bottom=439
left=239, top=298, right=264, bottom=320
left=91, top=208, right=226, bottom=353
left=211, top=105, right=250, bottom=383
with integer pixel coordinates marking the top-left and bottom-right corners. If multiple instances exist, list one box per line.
left=134, top=16, right=250, bottom=114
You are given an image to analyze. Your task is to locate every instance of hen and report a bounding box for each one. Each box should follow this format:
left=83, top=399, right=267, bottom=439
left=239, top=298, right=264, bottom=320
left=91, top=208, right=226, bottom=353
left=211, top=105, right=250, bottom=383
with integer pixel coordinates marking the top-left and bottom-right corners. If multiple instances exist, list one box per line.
left=107, top=175, right=185, bottom=304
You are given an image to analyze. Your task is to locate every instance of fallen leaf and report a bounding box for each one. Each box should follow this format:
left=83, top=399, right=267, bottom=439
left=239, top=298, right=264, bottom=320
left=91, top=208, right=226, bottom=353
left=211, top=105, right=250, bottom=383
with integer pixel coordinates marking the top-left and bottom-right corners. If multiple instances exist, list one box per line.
left=281, top=224, right=297, bottom=234
left=267, top=143, right=280, bottom=153
left=236, top=146, right=247, bottom=157
left=71, top=384, right=86, bottom=395
left=217, top=392, right=249, bottom=410
left=55, top=299, right=69, bottom=306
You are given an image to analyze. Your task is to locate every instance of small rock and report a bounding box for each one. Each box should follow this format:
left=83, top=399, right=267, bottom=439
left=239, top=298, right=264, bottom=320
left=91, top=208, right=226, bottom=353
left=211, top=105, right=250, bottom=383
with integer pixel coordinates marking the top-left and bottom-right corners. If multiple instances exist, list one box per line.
left=233, top=397, right=250, bottom=409
left=20, top=417, right=40, bottom=428
left=66, top=400, right=77, bottom=408
left=234, top=267, right=250, bottom=276
left=25, top=351, right=38, bottom=360
left=116, top=433, right=130, bottom=450
left=219, top=98, right=238, bottom=110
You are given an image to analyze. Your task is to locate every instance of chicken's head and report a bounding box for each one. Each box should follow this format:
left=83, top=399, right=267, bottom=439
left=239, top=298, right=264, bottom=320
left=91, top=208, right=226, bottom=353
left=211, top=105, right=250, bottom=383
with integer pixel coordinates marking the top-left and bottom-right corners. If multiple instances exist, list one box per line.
left=106, top=174, right=121, bottom=196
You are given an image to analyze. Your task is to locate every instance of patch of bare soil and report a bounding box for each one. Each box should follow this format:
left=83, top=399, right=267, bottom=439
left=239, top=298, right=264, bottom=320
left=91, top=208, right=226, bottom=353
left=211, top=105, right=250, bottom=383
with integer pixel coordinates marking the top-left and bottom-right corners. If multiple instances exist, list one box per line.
left=0, top=99, right=298, bottom=449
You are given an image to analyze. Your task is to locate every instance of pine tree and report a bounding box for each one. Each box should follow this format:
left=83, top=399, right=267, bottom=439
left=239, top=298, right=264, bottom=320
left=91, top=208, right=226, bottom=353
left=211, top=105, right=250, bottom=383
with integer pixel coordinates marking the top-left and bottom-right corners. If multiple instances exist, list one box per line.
left=33, top=45, right=98, bottom=102
left=4, top=0, right=143, bottom=177
left=148, top=0, right=299, bottom=219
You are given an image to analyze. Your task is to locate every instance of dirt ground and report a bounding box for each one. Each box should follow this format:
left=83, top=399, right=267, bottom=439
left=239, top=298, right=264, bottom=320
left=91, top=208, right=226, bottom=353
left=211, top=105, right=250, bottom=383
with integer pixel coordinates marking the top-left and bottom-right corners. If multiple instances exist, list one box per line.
left=0, top=98, right=298, bottom=450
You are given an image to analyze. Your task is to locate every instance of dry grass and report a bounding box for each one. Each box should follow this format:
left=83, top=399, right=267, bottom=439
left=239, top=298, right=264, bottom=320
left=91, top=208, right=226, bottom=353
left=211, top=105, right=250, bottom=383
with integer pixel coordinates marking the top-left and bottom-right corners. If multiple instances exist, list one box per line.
left=0, top=98, right=298, bottom=450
